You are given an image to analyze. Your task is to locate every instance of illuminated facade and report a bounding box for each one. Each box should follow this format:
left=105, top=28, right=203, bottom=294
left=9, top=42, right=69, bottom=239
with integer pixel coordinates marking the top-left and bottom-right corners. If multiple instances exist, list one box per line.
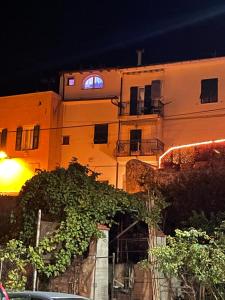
left=59, top=69, right=121, bottom=186
left=2, top=56, right=225, bottom=193
left=59, top=66, right=164, bottom=189
left=0, top=91, right=62, bottom=194
left=59, top=56, right=225, bottom=189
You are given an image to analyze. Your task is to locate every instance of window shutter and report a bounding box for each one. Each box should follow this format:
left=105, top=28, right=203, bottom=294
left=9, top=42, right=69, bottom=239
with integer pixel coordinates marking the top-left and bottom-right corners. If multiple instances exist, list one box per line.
left=151, top=80, right=162, bottom=100
left=33, top=125, right=40, bottom=149
left=1, top=128, right=7, bottom=147
left=15, top=127, right=23, bottom=150
left=144, top=85, right=152, bottom=114
left=130, top=87, right=138, bottom=115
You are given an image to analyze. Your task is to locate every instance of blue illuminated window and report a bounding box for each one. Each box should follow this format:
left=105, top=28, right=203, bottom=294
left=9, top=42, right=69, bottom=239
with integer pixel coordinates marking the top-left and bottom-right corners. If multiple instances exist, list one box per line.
left=83, top=75, right=104, bottom=89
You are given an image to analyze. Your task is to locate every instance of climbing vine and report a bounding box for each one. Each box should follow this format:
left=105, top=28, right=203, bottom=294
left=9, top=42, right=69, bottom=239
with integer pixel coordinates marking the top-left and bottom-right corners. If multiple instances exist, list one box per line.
left=3, top=159, right=164, bottom=288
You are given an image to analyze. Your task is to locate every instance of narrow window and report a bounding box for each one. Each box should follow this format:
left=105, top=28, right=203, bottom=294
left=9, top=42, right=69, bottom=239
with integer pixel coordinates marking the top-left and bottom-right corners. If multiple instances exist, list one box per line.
left=130, top=129, right=142, bottom=152
left=0, top=128, right=7, bottom=147
left=22, top=126, right=34, bottom=150
left=94, top=124, right=108, bottom=144
left=200, top=78, right=218, bottom=104
left=62, top=135, right=70, bottom=145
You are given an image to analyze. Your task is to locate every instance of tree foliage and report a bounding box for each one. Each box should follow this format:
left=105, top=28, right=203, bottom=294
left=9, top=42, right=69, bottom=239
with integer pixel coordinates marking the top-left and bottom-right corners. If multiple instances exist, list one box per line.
left=1, top=160, right=164, bottom=289
left=157, top=167, right=225, bottom=233
left=150, top=227, right=225, bottom=300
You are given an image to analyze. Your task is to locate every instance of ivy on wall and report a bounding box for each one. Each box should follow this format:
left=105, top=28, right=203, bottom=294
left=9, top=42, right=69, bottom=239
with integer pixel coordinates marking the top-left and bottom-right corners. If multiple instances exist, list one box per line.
left=1, top=160, right=164, bottom=289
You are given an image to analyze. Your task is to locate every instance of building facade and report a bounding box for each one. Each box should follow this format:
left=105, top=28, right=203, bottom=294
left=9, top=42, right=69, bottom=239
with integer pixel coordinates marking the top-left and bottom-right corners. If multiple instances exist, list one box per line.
left=0, top=91, right=62, bottom=193
left=1, top=56, right=225, bottom=193
left=59, top=56, right=225, bottom=189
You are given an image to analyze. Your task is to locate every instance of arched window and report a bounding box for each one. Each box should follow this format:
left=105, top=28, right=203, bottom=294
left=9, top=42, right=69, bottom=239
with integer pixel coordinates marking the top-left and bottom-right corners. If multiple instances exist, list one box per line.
left=83, top=75, right=104, bottom=89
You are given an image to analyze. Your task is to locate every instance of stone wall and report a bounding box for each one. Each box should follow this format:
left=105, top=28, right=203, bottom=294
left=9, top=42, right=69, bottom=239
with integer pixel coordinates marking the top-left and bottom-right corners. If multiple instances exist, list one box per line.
left=126, top=159, right=178, bottom=193
left=126, top=159, right=156, bottom=193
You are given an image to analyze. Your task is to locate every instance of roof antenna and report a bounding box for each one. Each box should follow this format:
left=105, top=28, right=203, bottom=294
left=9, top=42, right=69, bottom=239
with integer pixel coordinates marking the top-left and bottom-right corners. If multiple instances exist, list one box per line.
left=136, top=49, right=144, bottom=66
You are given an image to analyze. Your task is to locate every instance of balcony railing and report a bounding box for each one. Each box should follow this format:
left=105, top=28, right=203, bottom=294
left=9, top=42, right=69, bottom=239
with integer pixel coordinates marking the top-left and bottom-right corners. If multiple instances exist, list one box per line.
left=119, top=100, right=164, bottom=116
left=116, top=139, right=164, bottom=157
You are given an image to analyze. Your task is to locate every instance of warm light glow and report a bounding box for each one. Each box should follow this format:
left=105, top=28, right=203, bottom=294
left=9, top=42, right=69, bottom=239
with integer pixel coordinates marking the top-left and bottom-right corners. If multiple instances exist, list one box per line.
left=0, top=158, right=33, bottom=194
left=0, top=151, right=8, bottom=159
left=159, top=138, right=225, bottom=168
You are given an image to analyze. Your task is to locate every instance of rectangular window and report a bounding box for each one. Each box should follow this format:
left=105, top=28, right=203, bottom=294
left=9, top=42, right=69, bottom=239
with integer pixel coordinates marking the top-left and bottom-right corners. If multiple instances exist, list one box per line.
left=200, top=78, right=218, bottom=104
left=0, top=128, right=7, bottom=148
left=62, top=135, right=70, bottom=145
left=94, top=124, right=108, bottom=144
left=130, top=86, right=153, bottom=115
left=67, top=77, right=75, bottom=86
left=22, top=126, right=34, bottom=150
left=130, top=129, right=142, bottom=152
left=15, top=125, right=40, bottom=151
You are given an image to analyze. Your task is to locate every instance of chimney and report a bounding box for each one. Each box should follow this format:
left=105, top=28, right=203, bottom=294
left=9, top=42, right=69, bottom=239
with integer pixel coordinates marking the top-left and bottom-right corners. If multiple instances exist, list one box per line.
left=136, top=49, right=144, bottom=66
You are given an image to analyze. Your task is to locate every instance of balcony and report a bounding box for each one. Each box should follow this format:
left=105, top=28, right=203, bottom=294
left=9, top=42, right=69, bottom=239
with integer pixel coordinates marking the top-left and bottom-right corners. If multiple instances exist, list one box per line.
left=119, top=100, right=164, bottom=117
left=116, top=139, right=164, bottom=157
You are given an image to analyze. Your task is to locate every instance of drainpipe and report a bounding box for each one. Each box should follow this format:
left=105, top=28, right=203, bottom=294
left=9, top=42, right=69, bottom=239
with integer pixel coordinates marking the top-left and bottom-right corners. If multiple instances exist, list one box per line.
left=116, top=75, right=123, bottom=188
left=62, top=72, right=65, bottom=101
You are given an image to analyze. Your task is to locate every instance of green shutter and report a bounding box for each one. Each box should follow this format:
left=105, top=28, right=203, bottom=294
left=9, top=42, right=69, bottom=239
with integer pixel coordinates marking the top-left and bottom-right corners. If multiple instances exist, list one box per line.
left=144, top=85, right=152, bottom=114
left=15, top=127, right=23, bottom=150
left=1, top=128, right=7, bottom=147
left=130, top=87, right=138, bottom=115
left=33, top=125, right=40, bottom=149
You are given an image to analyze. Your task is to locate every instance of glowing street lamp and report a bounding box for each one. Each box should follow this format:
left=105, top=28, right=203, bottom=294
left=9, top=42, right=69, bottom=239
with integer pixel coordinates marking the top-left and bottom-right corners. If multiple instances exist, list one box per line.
left=0, top=151, right=8, bottom=159
left=0, top=151, right=34, bottom=194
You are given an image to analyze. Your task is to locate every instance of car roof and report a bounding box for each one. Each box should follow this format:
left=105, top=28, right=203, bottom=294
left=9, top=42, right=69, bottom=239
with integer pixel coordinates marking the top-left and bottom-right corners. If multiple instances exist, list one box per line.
left=7, top=291, right=88, bottom=300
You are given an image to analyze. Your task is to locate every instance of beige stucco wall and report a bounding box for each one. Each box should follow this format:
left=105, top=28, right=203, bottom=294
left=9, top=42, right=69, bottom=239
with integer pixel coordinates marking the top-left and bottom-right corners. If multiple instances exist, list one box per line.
left=60, top=69, right=121, bottom=100
left=163, top=57, right=225, bottom=148
left=61, top=99, right=119, bottom=185
left=60, top=56, right=225, bottom=188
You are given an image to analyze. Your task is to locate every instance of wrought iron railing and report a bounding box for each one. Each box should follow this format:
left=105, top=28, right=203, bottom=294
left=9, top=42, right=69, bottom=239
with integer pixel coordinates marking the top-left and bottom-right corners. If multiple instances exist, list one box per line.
left=119, top=100, right=164, bottom=116
left=116, top=139, right=164, bottom=156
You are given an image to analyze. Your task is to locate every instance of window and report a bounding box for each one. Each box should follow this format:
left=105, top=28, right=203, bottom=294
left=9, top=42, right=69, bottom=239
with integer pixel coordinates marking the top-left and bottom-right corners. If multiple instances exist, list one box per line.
left=15, top=125, right=40, bottom=150
left=130, top=86, right=152, bottom=115
left=138, top=87, right=145, bottom=101
left=0, top=128, right=7, bottom=148
left=200, top=78, right=218, bottom=104
left=130, top=129, right=142, bottom=152
left=94, top=124, right=108, bottom=144
left=62, top=135, right=70, bottom=145
left=83, top=75, right=104, bottom=89
left=67, top=77, right=75, bottom=86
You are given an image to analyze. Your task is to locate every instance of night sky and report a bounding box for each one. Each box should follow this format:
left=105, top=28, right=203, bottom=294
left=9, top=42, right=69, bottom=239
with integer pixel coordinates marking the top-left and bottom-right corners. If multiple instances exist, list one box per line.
left=1, top=0, right=225, bottom=96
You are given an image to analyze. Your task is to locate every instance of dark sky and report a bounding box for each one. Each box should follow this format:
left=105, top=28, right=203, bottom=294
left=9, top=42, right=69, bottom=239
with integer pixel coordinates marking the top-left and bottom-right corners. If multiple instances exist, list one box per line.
left=1, top=0, right=225, bottom=96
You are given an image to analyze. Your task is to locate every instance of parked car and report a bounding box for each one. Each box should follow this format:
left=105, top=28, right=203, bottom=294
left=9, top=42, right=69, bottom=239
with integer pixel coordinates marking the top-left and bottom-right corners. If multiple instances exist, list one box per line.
left=0, top=283, right=9, bottom=300
left=6, top=291, right=89, bottom=300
